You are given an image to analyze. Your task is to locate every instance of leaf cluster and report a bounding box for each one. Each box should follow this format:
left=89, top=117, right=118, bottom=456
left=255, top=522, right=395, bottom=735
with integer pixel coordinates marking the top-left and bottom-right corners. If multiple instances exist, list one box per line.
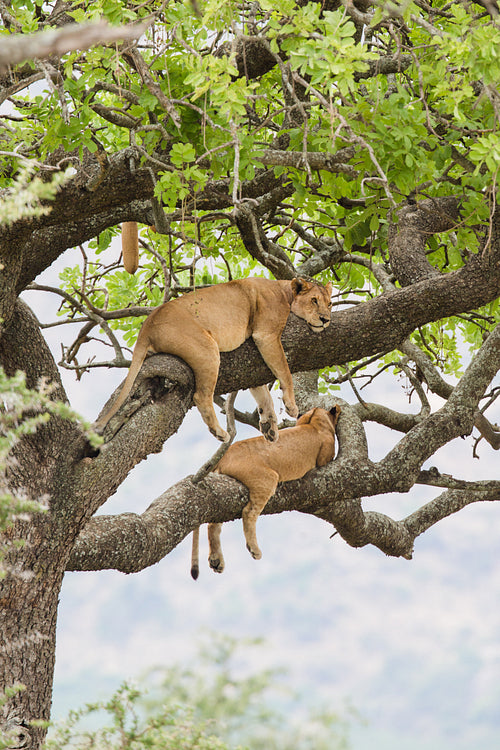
left=3, top=0, right=500, bottom=386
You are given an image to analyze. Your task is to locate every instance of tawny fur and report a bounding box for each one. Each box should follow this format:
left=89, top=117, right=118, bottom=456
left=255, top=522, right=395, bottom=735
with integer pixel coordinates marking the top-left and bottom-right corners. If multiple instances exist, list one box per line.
left=190, top=405, right=340, bottom=578
left=95, top=277, right=332, bottom=442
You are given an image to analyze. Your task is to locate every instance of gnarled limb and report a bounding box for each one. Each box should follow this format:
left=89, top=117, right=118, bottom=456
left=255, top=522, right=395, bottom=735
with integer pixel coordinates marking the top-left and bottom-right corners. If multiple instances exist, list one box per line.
left=68, top=321, right=500, bottom=573
left=388, top=196, right=463, bottom=286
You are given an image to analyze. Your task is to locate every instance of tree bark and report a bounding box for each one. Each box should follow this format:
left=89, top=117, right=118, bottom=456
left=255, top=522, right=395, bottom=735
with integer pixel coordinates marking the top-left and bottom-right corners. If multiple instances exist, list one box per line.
left=1, top=548, right=63, bottom=750
left=2, top=2, right=500, bottom=747
left=2, top=185, right=500, bottom=748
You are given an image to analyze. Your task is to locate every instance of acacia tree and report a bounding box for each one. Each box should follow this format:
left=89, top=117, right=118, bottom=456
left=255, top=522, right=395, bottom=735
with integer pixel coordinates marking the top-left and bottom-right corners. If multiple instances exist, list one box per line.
left=2, top=0, right=500, bottom=746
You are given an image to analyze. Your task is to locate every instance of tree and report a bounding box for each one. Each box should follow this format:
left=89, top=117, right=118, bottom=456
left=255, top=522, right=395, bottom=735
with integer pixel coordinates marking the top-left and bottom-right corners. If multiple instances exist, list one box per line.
left=1, top=0, right=500, bottom=746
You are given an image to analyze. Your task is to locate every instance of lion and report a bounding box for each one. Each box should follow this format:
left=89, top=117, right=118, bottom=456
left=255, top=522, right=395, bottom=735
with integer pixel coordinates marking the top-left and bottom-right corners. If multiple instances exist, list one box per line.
left=190, top=405, right=341, bottom=578
left=95, top=277, right=332, bottom=441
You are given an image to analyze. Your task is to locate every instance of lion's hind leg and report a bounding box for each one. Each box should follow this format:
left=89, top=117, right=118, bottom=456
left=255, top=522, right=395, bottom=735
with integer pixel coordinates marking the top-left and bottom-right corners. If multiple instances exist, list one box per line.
left=178, top=329, right=229, bottom=442
left=207, top=523, right=225, bottom=573
left=151, top=309, right=229, bottom=441
left=241, top=468, right=279, bottom=560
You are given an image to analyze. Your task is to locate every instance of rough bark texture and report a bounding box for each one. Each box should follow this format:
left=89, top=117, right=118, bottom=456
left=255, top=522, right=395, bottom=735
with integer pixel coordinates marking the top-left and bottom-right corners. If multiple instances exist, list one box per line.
left=3, top=178, right=500, bottom=750
left=2, top=6, right=500, bottom=748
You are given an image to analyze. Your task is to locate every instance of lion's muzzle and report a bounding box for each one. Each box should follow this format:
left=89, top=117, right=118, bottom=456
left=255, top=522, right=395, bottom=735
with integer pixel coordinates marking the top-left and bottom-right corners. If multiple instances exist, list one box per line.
left=308, top=319, right=330, bottom=332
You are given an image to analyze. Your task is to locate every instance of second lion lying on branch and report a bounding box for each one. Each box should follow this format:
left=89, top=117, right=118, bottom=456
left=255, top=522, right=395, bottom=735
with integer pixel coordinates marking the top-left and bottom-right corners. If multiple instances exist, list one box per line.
left=191, top=405, right=341, bottom=578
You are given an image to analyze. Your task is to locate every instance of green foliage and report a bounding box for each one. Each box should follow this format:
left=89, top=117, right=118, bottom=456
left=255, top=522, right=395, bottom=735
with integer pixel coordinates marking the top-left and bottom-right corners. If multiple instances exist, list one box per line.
left=0, top=166, right=72, bottom=226
left=3, top=0, right=500, bottom=382
left=142, top=634, right=356, bottom=750
left=46, top=636, right=356, bottom=750
left=45, top=682, right=234, bottom=750
left=277, top=7, right=374, bottom=96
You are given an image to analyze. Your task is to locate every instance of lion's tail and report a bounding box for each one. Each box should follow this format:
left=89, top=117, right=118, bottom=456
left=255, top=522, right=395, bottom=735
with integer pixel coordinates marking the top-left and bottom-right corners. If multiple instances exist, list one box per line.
left=190, top=527, right=200, bottom=580
left=95, top=337, right=150, bottom=430
left=122, top=222, right=139, bottom=274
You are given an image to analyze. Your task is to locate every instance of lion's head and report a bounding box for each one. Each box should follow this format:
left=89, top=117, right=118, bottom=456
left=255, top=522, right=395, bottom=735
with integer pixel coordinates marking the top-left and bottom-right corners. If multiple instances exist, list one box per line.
left=290, top=278, right=332, bottom=332
left=297, top=405, right=341, bottom=432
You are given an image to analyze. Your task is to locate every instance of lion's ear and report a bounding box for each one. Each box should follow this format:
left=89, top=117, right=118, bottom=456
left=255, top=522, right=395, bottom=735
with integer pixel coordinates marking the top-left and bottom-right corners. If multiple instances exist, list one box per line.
left=297, top=409, right=314, bottom=424
left=291, top=277, right=310, bottom=296
left=328, top=405, right=341, bottom=428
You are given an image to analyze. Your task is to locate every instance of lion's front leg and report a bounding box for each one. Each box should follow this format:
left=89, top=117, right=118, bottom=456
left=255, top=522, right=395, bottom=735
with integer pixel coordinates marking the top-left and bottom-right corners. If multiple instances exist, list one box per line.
left=241, top=470, right=279, bottom=560
left=207, top=523, right=225, bottom=573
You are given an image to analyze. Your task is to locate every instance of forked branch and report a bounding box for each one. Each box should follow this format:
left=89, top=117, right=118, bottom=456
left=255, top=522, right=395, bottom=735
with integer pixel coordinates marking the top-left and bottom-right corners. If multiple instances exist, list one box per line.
left=68, top=323, right=500, bottom=572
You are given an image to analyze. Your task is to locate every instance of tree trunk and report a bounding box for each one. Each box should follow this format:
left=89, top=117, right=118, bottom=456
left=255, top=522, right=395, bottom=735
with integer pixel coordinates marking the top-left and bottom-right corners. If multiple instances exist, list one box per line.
left=1, top=547, right=63, bottom=750
left=0, top=303, right=84, bottom=750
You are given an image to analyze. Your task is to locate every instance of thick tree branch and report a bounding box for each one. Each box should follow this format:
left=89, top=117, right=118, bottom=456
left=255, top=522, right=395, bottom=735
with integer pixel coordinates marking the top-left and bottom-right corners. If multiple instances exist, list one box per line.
left=234, top=200, right=297, bottom=279
left=404, top=487, right=500, bottom=538
left=70, top=322, right=500, bottom=573
left=68, top=464, right=421, bottom=573
left=0, top=20, right=146, bottom=69
left=354, top=54, right=413, bottom=80
left=257, top=148, right=358, bottom=177
left=388, top=196, right=463, bottom=286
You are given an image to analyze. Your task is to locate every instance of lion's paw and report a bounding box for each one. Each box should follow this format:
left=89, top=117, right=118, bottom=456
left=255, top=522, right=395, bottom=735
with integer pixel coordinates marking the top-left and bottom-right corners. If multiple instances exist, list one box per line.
left=210, top=426, right=230, bottom=442
left=246, top=543, right=262, bottom=561
left=209, top=555, right=225, bottom=574
left=260, top=421, right=279, bottom=442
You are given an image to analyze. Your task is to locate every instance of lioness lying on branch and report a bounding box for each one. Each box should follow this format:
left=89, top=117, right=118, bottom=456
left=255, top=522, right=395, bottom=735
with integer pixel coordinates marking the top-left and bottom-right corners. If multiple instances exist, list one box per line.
left=191, top=405, right=341, bottom=578
left=96, top=277, right=332, bottom=441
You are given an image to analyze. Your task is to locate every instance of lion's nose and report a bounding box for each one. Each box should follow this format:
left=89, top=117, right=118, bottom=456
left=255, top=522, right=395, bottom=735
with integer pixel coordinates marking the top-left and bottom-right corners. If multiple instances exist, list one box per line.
left=320, top=315, right=329, bottom=324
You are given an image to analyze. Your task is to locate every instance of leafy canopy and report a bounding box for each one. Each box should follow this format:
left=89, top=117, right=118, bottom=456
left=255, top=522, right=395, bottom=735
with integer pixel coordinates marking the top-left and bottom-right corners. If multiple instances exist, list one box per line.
left=2, top=0, right=500, bottom=382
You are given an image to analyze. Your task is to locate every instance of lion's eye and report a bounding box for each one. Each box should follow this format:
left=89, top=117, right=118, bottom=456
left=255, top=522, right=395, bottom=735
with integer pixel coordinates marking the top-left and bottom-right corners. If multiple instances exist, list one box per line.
left=312, top=297, right=318, bottom=306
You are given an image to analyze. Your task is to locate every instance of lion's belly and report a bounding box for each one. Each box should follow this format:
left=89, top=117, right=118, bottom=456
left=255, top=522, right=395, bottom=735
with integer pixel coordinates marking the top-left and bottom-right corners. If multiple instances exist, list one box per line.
left=211, top=327, right=248, bottom=352
left=148, top=284, right=254, bottom=353
left=180, top=300, right=252, bottom=352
